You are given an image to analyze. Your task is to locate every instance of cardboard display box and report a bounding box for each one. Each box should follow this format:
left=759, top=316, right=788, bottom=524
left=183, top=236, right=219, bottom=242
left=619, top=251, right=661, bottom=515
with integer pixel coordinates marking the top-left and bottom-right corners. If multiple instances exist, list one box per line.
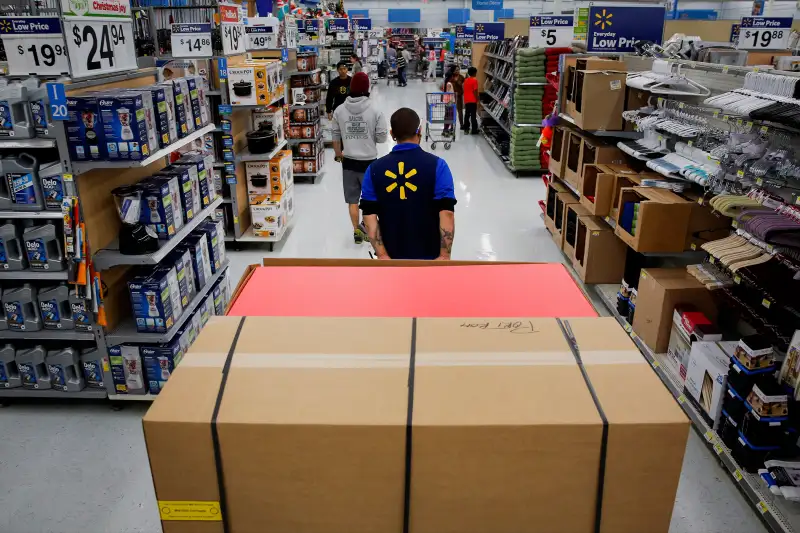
left=551, top=191, right=581, bottom=249
left=565, top=57, right=626, bottom=117
left=569, top=70, right=628, bottom=131
left=564, top=132, right=625, bottom=193
left=549, top=126, right=569, bottom=178
left=580, top=163, right=637, bottom=217
left=571, top=215, right=627, bottom=284
left=543, top=181, right=571, bottom=236
left=143, top=315, right=688, bottom=533
left=562, top=202, right=591, bottom=258
left=632, top=268, right=718, bottom=354
left=614, top=187, right=693, bottom=253
left=684, top=341, right=730, bottom=429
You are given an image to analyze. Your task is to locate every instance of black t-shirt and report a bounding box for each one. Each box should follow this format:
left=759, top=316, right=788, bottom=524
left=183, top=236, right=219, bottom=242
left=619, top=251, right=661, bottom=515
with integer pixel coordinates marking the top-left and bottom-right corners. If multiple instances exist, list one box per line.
left=326, top=76, right=351, bottom=113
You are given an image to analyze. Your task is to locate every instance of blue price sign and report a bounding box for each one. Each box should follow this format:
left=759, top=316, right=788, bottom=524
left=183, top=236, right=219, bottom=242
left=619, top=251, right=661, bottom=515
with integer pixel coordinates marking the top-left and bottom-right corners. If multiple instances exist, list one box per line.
left=455, top=25, right=473, bottom=40
left=226, top=176, right=237, bottom=184
left=329, top=18, right=349, bottom=32
left=281, top=48, right=289, bottom=63
left=222, top=135, right=233, bottom=148
left=221, top=119, right=232, bottom=132
left=225, top=163, right=235, bottom=174
left=473, top=22, right=504, bottom=42
left=223, top=149, right=234, bottom=161
left=218, top=57, right=228, bottom=80
left=218, top=104, right=233, bottom=115
left=587, top=5, right=666, bottom=52
left=46, top=82, right=67, bottom=121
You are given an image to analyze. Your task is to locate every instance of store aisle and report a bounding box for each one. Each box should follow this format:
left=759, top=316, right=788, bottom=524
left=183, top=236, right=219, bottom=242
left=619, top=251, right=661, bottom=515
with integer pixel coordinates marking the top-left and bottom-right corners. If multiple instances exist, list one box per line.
left=0, top=81, right=769, bottom=533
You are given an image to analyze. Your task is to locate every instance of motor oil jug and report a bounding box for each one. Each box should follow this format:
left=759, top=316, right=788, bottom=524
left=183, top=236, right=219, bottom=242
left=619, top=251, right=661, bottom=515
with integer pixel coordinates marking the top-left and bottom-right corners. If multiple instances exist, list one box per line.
left=0, top=344, right=20, bottom=389
left=0, top=80, right=34, bottom=139
left=0, top=220, right=27, bottom=271
left=1, top=153, right=44, bottom=211
left=38, top=284, right=74, bottom=330
left=16, top=345, right=51, bottom=389
left=3, top=284, right=41, bottom=331
left=70, top=293, right=92, bottom=332
left=80, top=348, right=105, bottom=389
left=39, top=163, right=65, bottom=212
left=47, top=347, right=85, bottom=392
left=24, top=78, right=56, bottom=139
left=0, top=288, right=5, bottom=330
left=23, top=223, right=64, bottom=271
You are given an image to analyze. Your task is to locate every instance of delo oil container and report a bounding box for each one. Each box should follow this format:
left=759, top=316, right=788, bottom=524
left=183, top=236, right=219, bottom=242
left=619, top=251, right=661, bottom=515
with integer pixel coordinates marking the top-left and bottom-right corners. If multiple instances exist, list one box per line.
left=47, top=347, right=86, bottom=392
left=16, top=346, right=51, bottom=389
left=38, top=284, right=74, bottom=330
left=3, top=283, right=41, bottom=331
left=0, top=220, right=27, bottom=270
left=0, top=80, right=34, bottom=138
left=23, top=222, right=64, bottom=271
left=0, top=153, right=44, bottom=211
left=0, top=344, right=21, bottom=389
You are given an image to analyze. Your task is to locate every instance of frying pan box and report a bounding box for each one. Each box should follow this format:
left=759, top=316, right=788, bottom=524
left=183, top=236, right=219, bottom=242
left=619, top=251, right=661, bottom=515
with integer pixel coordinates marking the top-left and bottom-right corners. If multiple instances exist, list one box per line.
left=143, top=315, right=688, bottom=533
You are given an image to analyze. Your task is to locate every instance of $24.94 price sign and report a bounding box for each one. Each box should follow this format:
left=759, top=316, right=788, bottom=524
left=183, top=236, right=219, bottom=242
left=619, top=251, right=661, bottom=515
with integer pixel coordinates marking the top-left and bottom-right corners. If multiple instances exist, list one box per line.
left=0, top=17, right=70, bottom=76
left=529, top=15, right=574, bottom=48
left=737, top=16, right=793, bottom=50
left=171, top=23, right=212, bottom=57
left=64, top=17, right=137, bottom=78
left=222, top=23, right=246, bottom=55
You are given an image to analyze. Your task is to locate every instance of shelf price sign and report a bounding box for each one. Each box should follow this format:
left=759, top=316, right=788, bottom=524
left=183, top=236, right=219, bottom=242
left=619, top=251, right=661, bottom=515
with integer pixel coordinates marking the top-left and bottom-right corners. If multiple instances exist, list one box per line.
left=246, top=26, right=277, bottom=50
left=222, top=22, right=246, bottom=55
left=473, top=22, right=504, bottom=42
left=0, top=17, right=70, bottom=76
left=171, top=23, right=212, bottom=57
left=529, top=16, right=574, bottom=48
left=61, top=0, right=136, bottom=79
left=737, top=17, right=793, bottom=50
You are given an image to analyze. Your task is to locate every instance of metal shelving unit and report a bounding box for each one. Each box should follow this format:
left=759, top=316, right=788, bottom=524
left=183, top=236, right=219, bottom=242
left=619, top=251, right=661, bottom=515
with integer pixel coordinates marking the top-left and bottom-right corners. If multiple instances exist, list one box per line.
left=0, top=329, right=96, bottom=341
left=0, top=211, right=63, bottom=219
left=0, top=138, right=57, bottom=149
left=559, top=113, right=642, bottom=139
left=0, top=270, right=69, bottom=281
left=0, top=388, right=108, bottom=399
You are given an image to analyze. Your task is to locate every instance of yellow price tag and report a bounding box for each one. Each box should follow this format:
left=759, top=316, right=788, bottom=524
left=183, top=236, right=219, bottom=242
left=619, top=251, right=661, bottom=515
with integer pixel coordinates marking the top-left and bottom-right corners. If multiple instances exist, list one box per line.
left=796, top=197, right=800, bottom=206
left=754, top=67, right=760, bottom=73
left=756, top=178, right=763, bottom=186
left=762, top=299, right=771, bottom=309
left=736, top=118, right=743, bottom=126
left=732, top=220, right=739, bottom=229
left=63, top=173, right=73, bottom=182
left=722, top=115, right=729, bottom=123
left=746, top=121, right=753, bottom=129
left=757, top=501, right=768, bottom=514
left=102, top=360, right=110, bottom=371
left=678, top=394, right=686, bottom=404
left=704, top=430, right=714, bottom=442
left=709, top=256, right=715, bottom=264
left=713, top=110, right=720, bottom=118
left=233, top=216, right=239, bottom=224
left=714, top=443, right=723, bottom=455
left=159, top=501, right=222, bottom=521
left=697, top=197, right=704, bottom=205
left=760, top=126, right=769, bottom=134
left=679, top=102, right=685, bottom=109
left=623, top=323, right=632, bottom=333
left=657, top=97, right=664, bottom=105
left=688, top=140, right=693, bottom=147
left=690, top=243, right=697, bottom=250
left=737, top=170, right=744, bottom=177
left=651, top=360, right=660, bottom=369
left=631, top=331, right=638, bottom=340
left=734, top=275, right=741, bottom=285
left=733, top=470, right=743, bottom=482
left=658, top=135, right=664, bottom=141
left=722, top=65, right=730, bottom=73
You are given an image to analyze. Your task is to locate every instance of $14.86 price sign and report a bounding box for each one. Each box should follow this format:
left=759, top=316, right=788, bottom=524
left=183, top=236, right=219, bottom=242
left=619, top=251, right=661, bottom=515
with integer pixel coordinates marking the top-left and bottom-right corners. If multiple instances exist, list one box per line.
left=222, top=23, right=246, bottom=55
left=529, top=15, right=574, bottom=48
left=737, top=16, right=793, bottom=50
left=65, top=18, right=137, bottom=78
left=0, top=17, right=70, bottom=76
left=171, top=23, right=212, bottom=57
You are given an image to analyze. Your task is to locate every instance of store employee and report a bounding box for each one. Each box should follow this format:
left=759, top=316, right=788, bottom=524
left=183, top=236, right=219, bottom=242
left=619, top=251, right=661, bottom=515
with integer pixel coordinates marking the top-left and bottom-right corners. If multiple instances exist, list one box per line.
left=360, top=108, right=457, bottom=260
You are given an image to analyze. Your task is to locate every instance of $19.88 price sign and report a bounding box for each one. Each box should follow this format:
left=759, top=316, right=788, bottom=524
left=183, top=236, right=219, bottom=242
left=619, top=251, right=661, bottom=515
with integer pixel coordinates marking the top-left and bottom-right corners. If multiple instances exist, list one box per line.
left=529, top=15, right=574, bottom=48
left=222, top=23, right=246, bottom=55
left=737, top=16, right=793, bottom=50
left=171, top=23, right=212, bottom=57
left=0, top=17, right=70, bottom=76
left=65, top=17, right=137, bottom=78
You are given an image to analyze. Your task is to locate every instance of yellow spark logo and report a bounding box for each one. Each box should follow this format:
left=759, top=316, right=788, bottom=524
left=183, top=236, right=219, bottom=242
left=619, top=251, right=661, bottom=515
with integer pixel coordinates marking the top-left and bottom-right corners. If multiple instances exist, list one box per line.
left=385, top=161, right=417, bottom=200
left=476, top=24, right=484, bottom=32
left=531, top=17, right=540, bottom=26
left=594, top=9, right=613, bottom=30
left=0, top=20, right=12, bottom=33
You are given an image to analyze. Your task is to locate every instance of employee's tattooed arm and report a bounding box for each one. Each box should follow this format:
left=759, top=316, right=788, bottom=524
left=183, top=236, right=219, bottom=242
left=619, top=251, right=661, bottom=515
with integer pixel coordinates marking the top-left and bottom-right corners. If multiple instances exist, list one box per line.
left=364, top=214, right=390, bottom=259
left=438, top=211, right=455, bottom=260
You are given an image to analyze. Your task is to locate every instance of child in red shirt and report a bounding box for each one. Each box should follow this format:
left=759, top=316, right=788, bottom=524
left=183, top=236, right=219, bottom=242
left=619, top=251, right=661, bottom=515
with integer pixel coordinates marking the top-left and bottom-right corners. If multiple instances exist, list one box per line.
left=462, top=67, right=479, bottom=134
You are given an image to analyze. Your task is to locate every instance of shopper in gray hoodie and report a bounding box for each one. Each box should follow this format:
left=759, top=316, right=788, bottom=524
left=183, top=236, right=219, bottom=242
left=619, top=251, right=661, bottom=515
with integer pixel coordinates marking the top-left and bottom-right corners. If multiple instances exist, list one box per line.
left=332, top=71, right=388, bottom=244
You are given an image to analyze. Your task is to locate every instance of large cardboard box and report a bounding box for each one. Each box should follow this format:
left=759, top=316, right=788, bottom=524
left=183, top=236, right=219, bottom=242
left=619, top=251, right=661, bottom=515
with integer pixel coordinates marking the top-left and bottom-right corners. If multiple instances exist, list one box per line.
left=632, top=268, right=718, bottom=354
left=570, top=70, right=628, bottom=131
left=580, top=164, right=637, bottom=217
left=572, top=215, right=627, bottom=284
left=614, top=187, right=693, bottom=253
left=565, top=57, right=626, bottom=117
left=564, top=133, right=625, bottom=193
left=144, top=315, right=689, bottom=533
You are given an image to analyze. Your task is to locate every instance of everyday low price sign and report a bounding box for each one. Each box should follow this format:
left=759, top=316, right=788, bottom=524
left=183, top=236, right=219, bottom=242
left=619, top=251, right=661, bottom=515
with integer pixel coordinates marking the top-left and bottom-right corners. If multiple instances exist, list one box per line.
left=0, top=17, right=70, bottom=76
left=737, top=17, right=793, bottom=50
left=171, top=23, right=212, bottom=57
left=221, top=22, right=246, bottom=55
left=455, top=24, right=473, bottom=40
left=329, top=18, right=349, bottom=32
left=529, top=15, right=574, bottom=48
left=353, top=19, right=371, bottom=31
left=473, top=22, right=504, bottom=42
left=587, top=5, right=666, bottom=52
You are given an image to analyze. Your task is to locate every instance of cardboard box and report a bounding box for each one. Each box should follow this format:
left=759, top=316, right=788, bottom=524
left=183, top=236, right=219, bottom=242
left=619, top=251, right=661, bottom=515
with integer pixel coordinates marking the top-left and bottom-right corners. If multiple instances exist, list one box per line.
left=632, top=268, right=717, bottom=354
left=543, top=181, right=570, bottom=236
left=564, top=132, right=625, bottom=193
left=143, top=316, right=688, bottom=533
left=625, top=88, right=650, bottom=132
left=569, top=71, right=628, bottom=131
left=614, top=187, right=693, bottom=253
left=684, top=341, right=729, bottom=428
left=550, top=192, right=580, bottom=248
left=580, top=164, right=637, bottom=217
left=565, top=57, right=625, bottom=116
left=549, top=125, right=569, bottom=178
left=571, top=215, right=627, bottom=284
left=681, top=191, right=733, bottom=251
left=561, top=202, right=591, bottom=257
left=667, top=308, right=721, bottom=382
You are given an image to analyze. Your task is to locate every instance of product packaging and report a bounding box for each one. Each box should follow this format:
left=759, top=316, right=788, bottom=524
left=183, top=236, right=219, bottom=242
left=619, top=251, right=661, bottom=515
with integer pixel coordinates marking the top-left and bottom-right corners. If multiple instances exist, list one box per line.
left=108, top=344, right=147, bottom=394
left=66, top=95, right=107, bottom=161
left=97, top=92, right=152, bottom=160
left=128, top=269, right=178, bottom=334
left=141, top=338, right=184, bottom=395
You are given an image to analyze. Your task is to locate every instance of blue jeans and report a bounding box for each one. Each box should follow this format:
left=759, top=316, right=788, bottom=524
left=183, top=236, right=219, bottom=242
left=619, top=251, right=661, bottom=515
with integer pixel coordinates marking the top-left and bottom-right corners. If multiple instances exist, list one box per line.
left=398, top=67, right=407, bottom=85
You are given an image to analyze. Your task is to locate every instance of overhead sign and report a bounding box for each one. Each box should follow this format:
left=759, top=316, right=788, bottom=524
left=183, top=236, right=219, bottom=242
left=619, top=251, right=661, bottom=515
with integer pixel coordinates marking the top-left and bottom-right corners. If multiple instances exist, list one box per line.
left=353, top=19, right=371, bottom=31
left=455, top=24, right=473, bottom=40
left=473, top=22, right=504, bottom=42
left=246, top=25, right=277, bottom=50
left=737, top=17, right=793, bottom=50
left=171, top=23, right=212, bottom=57
left=587, top=5, right=666, bottom=52
left=529, top=15, right=574, bottom=48
left=64, top=17, right=137, bottom=78
left=0, top=17, right=70, bottom=76
left=61, top=0, right=130, bottom=18
left=472, top=0, right=502, bottom=11
left=221, top=22, right=246, bottom=55
left=329, top=18, right=349, bottom=32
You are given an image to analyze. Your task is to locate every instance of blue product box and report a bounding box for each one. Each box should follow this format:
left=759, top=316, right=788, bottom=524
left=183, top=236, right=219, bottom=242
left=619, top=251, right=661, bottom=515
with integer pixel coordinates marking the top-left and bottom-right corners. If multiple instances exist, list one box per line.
left=149, top=174, right=185, bottom=232
left=108, top=345, right=147, bottom=395
left=198, top=295, right=213, bottom=326
left=176, top=317, right=197, bottom=357
left=143, top=85, right=176, bottom=148
left=66, top=95, right=107, bottom=161
left=141, top=338, right=184, bottom=395
left=179, top=234, right=212, bottom=292
left=97, top=92, right=151, bottom=161
left=140, top=177, right=177, bottom=240
left=167, top=248, right=196, bottom=310
left=191, top=309, right=203, bottom=338
left=185, top=76, right=203, bottom=129
left=152, top=263, right=184, bottom=322
left=173, top=78, right=195, bottom=136
left=160, top=165, right=200, bottom=221
left=161, top=80, right=189, bottom=138
left=195, top=222, right=221, bottom=273
left=212, top=278, right=226, bottom=315
left=174, top=154, right=214, bottom=208
left=128, top=269, right=176, bottom=333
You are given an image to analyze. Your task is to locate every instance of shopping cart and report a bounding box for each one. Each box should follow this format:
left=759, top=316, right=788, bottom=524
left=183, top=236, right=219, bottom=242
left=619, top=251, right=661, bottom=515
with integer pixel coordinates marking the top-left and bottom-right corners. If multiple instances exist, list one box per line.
left=425, top=92, right=457, bottom=150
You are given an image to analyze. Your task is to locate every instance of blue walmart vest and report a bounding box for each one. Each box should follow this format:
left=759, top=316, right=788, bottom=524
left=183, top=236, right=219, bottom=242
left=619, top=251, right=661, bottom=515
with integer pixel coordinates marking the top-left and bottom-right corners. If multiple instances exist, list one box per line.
left=369, top=145, right=441, bottom=259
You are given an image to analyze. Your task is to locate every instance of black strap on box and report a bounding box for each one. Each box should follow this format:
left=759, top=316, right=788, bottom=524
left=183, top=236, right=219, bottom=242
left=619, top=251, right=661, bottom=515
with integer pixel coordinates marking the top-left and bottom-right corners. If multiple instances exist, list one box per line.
left=210, top=316, right=247, bottom=533
left=557, top=318, right=608, bottom=533
left=402, top=317, right=418, bottom=533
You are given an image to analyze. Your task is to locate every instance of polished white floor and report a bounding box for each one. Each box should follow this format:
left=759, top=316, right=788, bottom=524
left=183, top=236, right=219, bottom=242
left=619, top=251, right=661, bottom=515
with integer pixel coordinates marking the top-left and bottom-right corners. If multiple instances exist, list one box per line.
left=0, top=80, right=770, bottom=533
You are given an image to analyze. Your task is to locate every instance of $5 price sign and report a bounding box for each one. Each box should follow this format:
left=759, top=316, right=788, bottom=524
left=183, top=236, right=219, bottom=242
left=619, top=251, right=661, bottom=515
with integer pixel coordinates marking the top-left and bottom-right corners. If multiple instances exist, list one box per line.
left=65, top=18, right=137, bottom=78
left=222, top=23, right=246, bottom=55
left=528, top=16, right=574, bottom=49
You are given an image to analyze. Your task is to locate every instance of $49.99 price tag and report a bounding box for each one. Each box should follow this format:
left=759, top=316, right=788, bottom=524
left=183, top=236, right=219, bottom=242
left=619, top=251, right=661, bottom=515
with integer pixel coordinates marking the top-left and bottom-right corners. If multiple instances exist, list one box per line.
left=246, top=26, right=277, bottom=50
left=0, top=17, right=70, bottom=76
left=171, top=23, right=212, bottom=57
left=529, top=15, right=574, bottom=48
left=222, top=23, right=246, bottom=55
left=737, top=17, right=793, bottom=50
left=64, top=18, right=137, bottom=79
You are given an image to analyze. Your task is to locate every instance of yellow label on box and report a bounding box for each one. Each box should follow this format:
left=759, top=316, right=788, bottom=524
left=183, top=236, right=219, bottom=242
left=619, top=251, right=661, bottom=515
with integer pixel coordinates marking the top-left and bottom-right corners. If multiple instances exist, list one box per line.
left=704, top=430, right=713, bottom=442
left=159, top=501, right=222, bottom=521
left=757, top=501, right=768, bottom=514
left=734, top=470, right=743, bottom=482
left=762, top=299, right=771, bottom=309
left=63, top=173, right=73, bottom=182
left=678, top=394, right=686, bottom=404
left=714, top=443, right=723, bottom=455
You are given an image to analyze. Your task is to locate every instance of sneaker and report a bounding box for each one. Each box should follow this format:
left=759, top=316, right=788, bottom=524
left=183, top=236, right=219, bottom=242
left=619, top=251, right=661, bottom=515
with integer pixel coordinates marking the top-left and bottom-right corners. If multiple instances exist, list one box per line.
left=354, top=228, right=366, bottom=244
left=359, top=222, right=368, bottom=235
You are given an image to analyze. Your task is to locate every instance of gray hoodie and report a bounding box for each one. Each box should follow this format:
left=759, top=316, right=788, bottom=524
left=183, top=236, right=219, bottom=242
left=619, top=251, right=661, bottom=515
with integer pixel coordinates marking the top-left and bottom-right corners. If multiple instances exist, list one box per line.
left=331, top=95, right=388, bottom=161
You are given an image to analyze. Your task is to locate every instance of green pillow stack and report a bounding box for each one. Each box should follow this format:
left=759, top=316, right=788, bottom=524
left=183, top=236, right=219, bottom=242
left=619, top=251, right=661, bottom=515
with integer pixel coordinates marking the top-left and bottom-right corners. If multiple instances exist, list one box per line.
left=514, top=86, right=544, bottom=125
left=515, top=47, right=546, bottom=84
left=510, top=125, right=542, bottom=170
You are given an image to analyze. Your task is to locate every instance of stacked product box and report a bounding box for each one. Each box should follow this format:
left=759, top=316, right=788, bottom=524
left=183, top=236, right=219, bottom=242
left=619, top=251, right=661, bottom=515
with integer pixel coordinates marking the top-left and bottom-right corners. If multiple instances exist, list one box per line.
left=247, top=150, right=294, bottom=238
left=227, top=60, right=285, bottom=107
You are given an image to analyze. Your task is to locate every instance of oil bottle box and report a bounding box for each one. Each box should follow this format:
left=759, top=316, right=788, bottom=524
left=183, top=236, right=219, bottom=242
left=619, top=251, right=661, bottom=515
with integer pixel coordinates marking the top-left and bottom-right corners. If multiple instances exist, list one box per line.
left=128, top=269, right=177, bottom=334
left=141, top=338, right=184, bottom=395
left=108, top=344, right=146, bottom=395
left=97, top=92, right=151, bottom=161
left=66, top=95, right=107, bottom=161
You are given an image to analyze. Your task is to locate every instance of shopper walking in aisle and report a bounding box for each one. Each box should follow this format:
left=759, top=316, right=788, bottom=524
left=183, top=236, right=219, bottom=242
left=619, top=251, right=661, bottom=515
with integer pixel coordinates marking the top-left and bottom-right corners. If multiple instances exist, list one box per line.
left=397, top=46, right=410, bottom=87
left=463, top=66, right=479, bottom=134
left=331, top=72, right=387, bottom=244
left=350, top=53, right=363, bottom=74
left=326, top=61, right=351, bottom=119
left=445, top=65, right=465, bottom=130
left=426, top=45, right=438, bottom=81
left=360, top=108, right=457, bottom=260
